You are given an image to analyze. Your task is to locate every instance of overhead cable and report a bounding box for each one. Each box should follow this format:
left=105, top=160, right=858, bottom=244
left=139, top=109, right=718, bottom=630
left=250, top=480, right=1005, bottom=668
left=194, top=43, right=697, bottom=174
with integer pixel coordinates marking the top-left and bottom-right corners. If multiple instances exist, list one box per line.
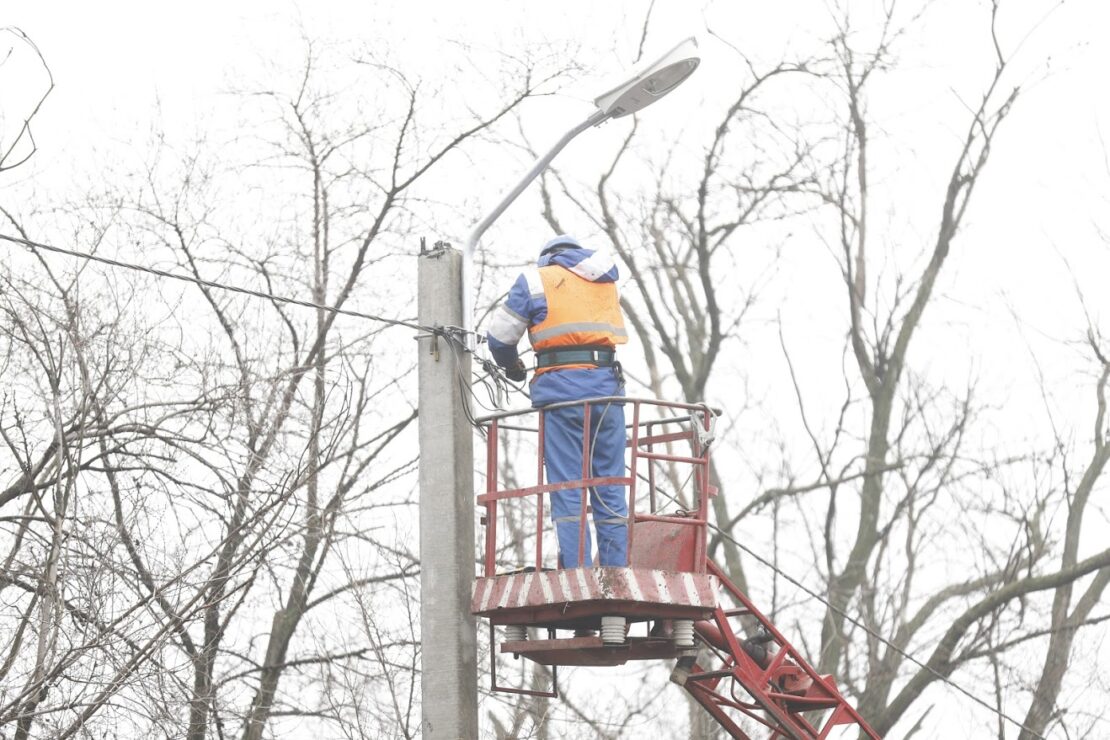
left=1, top=232, right=539, bottom=433
left=702, top=508, right=1047, bottom=738
left=1, top=232, right=429, bottom=332
left=642, top=477, right=1043, bottom=736
left=0, top=233, right=536, bottom=413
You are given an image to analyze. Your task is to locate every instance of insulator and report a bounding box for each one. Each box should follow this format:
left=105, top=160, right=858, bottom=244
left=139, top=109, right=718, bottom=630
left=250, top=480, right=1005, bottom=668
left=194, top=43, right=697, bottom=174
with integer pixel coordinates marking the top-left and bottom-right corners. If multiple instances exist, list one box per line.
left=673, top=619, right=695, bottom=648
left=600, top=616, right=626, bottom=645
left=503, top=625, right=527, bottom=643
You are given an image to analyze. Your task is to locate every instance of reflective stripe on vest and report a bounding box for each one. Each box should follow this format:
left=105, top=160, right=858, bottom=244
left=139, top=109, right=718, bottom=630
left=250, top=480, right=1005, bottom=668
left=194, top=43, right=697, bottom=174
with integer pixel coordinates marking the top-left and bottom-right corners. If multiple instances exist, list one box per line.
left=529, top=265, right=627, bottom=375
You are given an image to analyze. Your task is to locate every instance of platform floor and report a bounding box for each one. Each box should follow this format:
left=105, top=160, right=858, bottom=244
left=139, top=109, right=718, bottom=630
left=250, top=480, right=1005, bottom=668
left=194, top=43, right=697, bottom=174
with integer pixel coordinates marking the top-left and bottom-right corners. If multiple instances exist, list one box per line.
left=472, top=566, right=718, bottom=628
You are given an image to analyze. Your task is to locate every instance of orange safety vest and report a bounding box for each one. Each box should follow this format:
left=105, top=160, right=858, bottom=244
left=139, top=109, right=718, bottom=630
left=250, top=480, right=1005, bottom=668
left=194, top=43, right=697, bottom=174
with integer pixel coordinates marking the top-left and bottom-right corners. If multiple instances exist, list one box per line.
left=529, top=265, right=628, bottom=376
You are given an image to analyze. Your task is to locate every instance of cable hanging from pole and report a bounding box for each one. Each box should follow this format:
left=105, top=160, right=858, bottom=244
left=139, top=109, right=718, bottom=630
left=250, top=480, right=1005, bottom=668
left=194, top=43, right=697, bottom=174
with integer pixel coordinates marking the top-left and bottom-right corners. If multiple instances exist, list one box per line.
left=3, top=232, right=514, bottom=409
left=2, top=231, right=525, bottom=416
left=12, top=229, right=1039, bottom=735
left=1, top=232, right=435, bottom=333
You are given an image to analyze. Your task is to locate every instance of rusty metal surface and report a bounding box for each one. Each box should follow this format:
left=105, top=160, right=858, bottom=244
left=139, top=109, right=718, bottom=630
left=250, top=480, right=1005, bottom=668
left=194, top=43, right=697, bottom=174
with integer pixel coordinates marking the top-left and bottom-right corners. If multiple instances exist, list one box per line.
left=486, top=602, right=713, bottom=630
left=501, top=635, right=684, bottom=667
left=629, top=518, right=699, bottom=572
left=472, top=567, right=718, bottom=616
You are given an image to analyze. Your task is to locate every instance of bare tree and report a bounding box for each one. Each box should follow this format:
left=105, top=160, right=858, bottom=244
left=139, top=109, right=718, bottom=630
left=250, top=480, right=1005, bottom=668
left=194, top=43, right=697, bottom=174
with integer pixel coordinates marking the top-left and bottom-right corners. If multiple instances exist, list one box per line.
left=0, top=207, right=215, bottom=737
left=515, top=2, right=1110, bottom=737
left=0, top=27, right=53, bottom=173
left=1, top=33, right=573, bottom=739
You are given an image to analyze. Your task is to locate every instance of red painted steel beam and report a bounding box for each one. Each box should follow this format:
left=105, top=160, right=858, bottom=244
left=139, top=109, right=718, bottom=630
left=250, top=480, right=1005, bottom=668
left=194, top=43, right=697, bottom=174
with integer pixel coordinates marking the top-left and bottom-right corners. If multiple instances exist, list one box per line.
left=632, top=430, right=696, bottom=446
left=674, top=558, right=883, bottom=740
left=637, top=450, right=708, bottom=465
left=476, top=476, right=632, bottom=503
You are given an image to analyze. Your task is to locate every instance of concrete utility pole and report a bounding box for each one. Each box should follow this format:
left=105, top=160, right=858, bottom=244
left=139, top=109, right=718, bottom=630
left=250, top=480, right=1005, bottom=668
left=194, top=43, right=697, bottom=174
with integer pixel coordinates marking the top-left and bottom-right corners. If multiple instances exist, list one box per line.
left=417, top=242, right=478, bottom=738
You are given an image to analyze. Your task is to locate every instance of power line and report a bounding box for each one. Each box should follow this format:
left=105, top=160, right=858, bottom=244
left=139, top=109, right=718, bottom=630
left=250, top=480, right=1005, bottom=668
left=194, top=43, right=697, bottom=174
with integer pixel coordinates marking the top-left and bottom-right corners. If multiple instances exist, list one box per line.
left=648, top=477, right=1044, bottom=736
left=4, top=231, right=517, bottom=416
left=6, top=232, right=1042, bottom=736
left=1, top=232, right=430, bottom=333
left=0, top=233, right=529, bottom=404
left=626, top=466, right=1044, bottom=736
left=702, top=513, right=1046, bottom=739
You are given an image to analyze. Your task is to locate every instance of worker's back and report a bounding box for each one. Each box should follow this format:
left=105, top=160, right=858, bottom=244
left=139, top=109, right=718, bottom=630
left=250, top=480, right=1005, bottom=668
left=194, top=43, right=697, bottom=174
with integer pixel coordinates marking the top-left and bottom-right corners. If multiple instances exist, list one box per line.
left=486, top=236, right=627, bottom=407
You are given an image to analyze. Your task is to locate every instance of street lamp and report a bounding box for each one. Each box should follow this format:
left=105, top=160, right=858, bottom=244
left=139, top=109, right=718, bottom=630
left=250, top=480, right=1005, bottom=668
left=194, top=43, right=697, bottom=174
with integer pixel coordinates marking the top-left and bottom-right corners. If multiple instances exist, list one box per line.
left=416, top=37, right=700, bottom=740
left=461, top=36, right=700, bottom=344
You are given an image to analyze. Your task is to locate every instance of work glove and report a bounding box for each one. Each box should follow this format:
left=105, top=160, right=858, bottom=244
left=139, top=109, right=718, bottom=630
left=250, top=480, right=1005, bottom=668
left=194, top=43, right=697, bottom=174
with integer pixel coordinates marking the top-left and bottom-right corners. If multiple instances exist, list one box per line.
left=505, top=359, right=527, bottom=383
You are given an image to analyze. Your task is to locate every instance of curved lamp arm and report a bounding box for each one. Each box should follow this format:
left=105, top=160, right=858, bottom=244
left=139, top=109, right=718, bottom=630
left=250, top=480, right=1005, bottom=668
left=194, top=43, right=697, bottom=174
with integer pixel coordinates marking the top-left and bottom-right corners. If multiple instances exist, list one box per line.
left=461, top=37, right=700, bottom=348
left=461, top=108, right=608, bottom=343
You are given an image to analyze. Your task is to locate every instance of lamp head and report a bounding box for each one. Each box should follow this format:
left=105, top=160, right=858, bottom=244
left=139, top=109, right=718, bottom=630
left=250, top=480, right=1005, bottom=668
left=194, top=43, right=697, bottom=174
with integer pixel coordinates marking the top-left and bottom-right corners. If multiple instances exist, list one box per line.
left=593, top=37, right=700, bottom=119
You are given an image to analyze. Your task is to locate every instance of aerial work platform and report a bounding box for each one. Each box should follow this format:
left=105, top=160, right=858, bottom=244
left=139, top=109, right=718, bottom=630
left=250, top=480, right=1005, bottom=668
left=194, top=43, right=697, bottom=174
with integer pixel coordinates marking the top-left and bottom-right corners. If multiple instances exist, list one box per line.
left=472, top=397, right=880, bottom=739
left=472, top=564, right=716, bottom=667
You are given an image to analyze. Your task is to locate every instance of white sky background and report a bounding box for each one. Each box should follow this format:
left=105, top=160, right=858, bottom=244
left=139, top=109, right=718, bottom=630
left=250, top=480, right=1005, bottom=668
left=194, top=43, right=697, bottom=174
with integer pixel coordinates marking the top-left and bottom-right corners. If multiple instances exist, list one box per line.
left=8, top=0, right=1110, bottom=381
left=5, top=0, right=1110, bottom=738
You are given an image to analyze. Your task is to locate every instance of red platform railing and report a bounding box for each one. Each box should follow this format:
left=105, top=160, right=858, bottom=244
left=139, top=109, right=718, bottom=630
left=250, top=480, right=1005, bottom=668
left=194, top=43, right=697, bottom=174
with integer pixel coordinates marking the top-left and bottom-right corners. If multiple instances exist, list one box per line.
left=474, top=399, right=883, bottom=739
left=475, top=397, right=718, bottom=577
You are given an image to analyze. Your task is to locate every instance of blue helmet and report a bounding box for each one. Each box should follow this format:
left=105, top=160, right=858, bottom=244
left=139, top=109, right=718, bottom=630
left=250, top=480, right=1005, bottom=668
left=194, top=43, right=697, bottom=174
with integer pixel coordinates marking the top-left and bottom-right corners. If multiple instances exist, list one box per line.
left=540, top=234, right=582, bottom=255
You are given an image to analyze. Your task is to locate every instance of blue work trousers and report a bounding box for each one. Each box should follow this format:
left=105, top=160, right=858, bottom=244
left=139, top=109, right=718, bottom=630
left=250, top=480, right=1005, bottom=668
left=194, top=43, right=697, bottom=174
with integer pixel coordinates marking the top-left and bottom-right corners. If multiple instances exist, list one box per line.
left=544, top=402, right=628, bottom=568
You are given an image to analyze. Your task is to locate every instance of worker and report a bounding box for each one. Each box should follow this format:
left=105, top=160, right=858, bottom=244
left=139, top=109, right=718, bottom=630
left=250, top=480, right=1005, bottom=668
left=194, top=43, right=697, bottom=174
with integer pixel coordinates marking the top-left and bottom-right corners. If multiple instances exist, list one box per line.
left=486, top=234, right=629, bottom=569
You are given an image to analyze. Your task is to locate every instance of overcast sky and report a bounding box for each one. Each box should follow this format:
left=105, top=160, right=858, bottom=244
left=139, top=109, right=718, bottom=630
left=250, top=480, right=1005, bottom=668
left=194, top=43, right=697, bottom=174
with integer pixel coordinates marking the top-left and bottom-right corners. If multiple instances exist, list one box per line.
left=8, top=1, right=1110, bottom=324
left=5, top=2, right=1110, bottom=737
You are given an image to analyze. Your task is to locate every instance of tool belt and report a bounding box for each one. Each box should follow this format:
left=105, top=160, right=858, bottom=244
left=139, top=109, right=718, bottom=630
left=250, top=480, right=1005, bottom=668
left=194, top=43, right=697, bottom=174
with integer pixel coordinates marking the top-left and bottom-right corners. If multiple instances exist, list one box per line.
left=535, top=345, right=616, bottom=369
